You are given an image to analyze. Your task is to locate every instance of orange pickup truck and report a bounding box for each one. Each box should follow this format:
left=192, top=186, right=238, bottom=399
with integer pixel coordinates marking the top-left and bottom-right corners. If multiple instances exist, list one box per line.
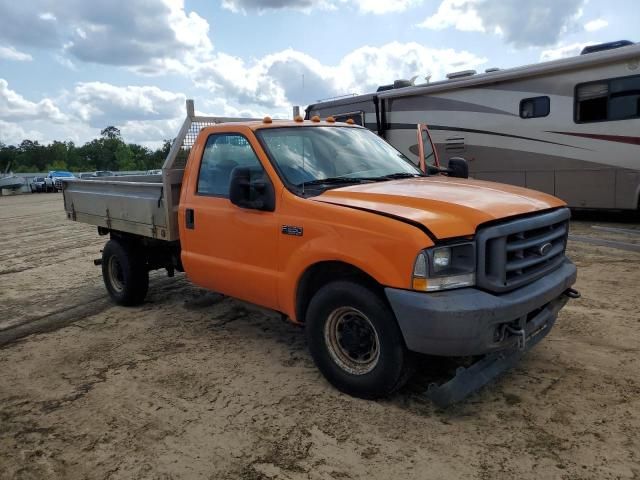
left=62, top=101, right=578, bottom=405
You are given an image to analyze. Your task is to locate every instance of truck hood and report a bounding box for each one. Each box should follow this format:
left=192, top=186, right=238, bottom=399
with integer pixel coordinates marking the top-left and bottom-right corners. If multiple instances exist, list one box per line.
left=312, top=176, right=565, bottom=239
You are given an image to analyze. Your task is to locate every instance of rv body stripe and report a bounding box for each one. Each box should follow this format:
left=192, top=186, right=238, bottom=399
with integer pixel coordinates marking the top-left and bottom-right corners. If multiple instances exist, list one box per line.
left=390, top=96, right=518, bottom=117
left=547, top=131, right=640, bottom=146
left=383, top=123, right=591, bottom=150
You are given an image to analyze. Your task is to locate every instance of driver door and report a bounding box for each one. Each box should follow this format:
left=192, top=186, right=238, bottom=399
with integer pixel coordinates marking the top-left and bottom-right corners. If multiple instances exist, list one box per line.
left=180, top=132, right=280, bottom=310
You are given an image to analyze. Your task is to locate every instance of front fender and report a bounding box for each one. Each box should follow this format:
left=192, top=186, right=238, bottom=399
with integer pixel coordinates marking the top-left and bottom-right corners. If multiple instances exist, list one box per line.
left=277, top=215, right=430, bottom=321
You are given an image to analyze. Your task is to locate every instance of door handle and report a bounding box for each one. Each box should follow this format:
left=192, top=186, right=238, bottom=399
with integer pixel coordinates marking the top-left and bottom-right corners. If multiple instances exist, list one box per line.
left=185, top=208, right=195, bottom=229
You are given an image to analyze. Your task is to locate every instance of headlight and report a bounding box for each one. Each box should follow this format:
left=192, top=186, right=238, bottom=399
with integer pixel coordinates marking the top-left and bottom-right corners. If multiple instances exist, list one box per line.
left=412, top=242, right=476, bottom=291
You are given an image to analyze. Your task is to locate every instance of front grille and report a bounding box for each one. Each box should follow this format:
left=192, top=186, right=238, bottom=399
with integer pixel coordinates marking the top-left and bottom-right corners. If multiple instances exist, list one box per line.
left=476, top=208, right=570, bottom=293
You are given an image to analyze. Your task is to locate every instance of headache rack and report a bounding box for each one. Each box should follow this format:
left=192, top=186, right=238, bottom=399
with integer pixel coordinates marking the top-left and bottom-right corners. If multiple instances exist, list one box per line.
left=62, top=100, right=257, bottom=241
left=476, top=208, right=571, bottom=293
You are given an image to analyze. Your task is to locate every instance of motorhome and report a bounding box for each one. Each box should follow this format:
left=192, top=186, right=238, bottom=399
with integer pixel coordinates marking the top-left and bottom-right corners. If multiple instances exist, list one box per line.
left=306, top=41, right=640, bottom=211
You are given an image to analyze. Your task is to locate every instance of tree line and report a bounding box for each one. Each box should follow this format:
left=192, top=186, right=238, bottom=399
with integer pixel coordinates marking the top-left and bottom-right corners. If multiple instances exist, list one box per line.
left=0, top=127, right=171, bottom=174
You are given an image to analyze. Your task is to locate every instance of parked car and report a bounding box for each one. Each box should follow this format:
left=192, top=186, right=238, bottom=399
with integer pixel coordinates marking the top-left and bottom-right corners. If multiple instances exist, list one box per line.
left=61, top=101, right=579, bottom=405
left=79, top=173, right=97, bottom=179
left=94, top=171, right=115, bottom=177
left=146, top=169, right=162, bottom=175
left=46, top=171, right=76, bottom=192
left=30, top=176, right=46, bottom=193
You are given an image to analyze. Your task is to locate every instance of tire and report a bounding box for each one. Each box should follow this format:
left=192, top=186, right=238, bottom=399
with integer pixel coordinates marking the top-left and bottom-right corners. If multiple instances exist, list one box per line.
left=101, top=239, right=149, bottom=306
left=305, top=280, right=412, bottom=399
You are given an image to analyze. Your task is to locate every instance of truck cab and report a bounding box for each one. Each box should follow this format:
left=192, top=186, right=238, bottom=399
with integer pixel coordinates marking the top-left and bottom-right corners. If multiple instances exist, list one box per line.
left=62, top=103, right=578, bottom=404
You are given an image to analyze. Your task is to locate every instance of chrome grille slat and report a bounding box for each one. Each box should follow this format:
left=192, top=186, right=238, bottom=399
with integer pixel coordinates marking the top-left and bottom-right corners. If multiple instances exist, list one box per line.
left=506, top=243, right=564, bottom=272
left=476, top=208, right=570, bottom=293
left=506, top=225, right=567, bottom=252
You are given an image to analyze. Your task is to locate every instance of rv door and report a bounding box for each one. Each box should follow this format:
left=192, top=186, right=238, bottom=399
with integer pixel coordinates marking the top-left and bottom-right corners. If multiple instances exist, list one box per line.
left=417, top=124, right=440, bottom=173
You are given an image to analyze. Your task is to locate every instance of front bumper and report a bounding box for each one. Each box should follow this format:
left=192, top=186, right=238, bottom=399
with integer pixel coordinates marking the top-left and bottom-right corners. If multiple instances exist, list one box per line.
left=385, top=259, right=577, bottom=357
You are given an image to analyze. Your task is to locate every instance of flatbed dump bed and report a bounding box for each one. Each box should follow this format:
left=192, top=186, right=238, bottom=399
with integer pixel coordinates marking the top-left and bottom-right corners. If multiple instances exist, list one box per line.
left=64, top=175, right=168, bottom=239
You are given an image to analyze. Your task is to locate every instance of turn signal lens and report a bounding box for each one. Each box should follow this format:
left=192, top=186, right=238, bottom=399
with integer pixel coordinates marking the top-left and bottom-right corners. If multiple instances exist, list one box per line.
left=412, top=277, right=428, bottom=291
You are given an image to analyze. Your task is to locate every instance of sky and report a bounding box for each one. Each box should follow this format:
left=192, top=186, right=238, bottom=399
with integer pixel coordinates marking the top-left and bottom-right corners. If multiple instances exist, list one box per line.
left=0, top=0, right=637, bottom=148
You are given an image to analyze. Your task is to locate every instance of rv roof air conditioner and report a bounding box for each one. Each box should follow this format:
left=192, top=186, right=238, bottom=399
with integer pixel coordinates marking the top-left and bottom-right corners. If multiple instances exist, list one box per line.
left=376, top=79, right=414, bottom=92
left=446, top=70, right=477, bottom=80
left=581, top=40, right=634, bottom=55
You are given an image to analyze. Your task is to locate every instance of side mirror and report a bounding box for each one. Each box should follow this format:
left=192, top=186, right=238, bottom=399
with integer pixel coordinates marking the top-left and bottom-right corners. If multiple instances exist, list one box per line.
left=229, top=167, right=275, bottom=212
left=446, top=157, right=469, bottom=179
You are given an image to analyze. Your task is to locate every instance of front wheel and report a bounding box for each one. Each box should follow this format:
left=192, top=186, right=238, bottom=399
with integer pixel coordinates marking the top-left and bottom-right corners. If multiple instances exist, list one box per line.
left=305, top=281, right=412, bottom=399
left=101, top=239, right=149, bottom=306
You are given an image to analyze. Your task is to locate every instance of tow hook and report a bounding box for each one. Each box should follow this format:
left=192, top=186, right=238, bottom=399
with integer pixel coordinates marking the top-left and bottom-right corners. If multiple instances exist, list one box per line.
left=564, top=288, right=581, bottom=299
left=504, top=325, right=527, bottom=350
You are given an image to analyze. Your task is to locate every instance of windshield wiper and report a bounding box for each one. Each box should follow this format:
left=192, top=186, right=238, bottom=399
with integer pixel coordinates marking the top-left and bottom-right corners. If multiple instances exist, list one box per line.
left=295, top=177, right=367, bottom=188
left=379, top=172, right=424, bottom=179
left=359, top=172, right=424, bottom=182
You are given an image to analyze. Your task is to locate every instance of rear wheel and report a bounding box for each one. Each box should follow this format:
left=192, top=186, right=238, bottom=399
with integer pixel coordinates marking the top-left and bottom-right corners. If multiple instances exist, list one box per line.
left=101, top=239, right=149, bottom=306
left=305, top=281, right=412, bottom=399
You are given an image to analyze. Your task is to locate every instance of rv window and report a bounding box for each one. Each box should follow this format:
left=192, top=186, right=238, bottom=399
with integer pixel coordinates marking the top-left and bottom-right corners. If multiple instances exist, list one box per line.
left=519, top=96, right=550, bottom=119
left=333, top=112, right=364, bottom=126
left=576, top=75, right=640, bottom=123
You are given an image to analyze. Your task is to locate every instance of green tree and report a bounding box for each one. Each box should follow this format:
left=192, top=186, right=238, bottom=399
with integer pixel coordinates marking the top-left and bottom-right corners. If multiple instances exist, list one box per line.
left=0, top=128, right=171, bottom=173
left=101, top=126, right=121, bottom=140
left=115, top=143, right=136, bottom=171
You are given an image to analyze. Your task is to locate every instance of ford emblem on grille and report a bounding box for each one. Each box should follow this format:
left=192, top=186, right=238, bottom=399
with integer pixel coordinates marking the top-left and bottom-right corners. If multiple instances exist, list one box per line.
left=538, top=242, right=553, bottom=256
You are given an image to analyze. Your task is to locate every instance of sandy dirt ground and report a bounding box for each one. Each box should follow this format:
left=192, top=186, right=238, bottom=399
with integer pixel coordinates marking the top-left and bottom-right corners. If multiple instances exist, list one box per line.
left=1, top=193, right=639, bottom=480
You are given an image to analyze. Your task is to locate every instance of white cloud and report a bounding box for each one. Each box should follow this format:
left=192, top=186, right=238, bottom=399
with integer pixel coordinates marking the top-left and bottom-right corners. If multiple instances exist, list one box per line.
left=0, top=120, right=39, bottom=145
left=416, top=0, right=484, bottom=32
left=0, top=46, right=32, bottom=62
left=349, top=0, right=422, bottom=14
left=69, top=82, right=186, bottom=127
left=39, top=12, right=56, bottom=21
left=0, top=0, right=212, bottom=72
left=417, top=0, right=586, bottom=47
left=192, top=42, right=487, bottom=112
left=584, top=18, right=608, bottom=32
left=221, top=0, right=421, bottom=14
left=0, top=39, right=487, bottom=146
left=0, top=79, right=67, bottom=123
left=539, top=42, right=587, bottom=61
left=116, top=117, right=184, bottom=149
left=0, top=78, right=192, bottom=146
left=221, top=0, right=333, bottom=14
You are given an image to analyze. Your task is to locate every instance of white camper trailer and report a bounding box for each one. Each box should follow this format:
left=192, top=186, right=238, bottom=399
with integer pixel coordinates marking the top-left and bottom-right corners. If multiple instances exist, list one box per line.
left=306, top=41, right=640, bottom=211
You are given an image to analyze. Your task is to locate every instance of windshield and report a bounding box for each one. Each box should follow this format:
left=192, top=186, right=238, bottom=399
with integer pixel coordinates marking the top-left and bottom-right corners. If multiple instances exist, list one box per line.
left=53, top=171, right=74, bottom=177
left=257, top=127, right=421, bottom=193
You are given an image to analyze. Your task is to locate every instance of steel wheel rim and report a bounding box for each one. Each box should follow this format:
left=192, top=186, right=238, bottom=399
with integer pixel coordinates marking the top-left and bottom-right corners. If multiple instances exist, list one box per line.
left=324, top=306, right=380, bottom=375
left=108, top=256, right=124, bottom=293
